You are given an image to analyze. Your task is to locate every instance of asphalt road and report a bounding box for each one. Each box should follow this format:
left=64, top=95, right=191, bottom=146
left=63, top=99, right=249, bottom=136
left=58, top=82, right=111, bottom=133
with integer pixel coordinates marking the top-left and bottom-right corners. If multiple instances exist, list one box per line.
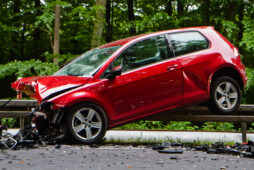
left=0, top=145, right=254, bottom=170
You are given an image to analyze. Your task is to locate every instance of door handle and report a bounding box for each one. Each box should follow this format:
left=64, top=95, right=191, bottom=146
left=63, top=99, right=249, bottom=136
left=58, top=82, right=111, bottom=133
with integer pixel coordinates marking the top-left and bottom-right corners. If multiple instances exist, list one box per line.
left=167, top=64, right=178, bottom=71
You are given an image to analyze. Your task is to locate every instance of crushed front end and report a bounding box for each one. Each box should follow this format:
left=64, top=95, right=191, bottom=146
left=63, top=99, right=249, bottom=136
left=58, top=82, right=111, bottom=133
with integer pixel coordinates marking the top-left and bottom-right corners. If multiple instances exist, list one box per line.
left=10, top=76, right=90, bottom=144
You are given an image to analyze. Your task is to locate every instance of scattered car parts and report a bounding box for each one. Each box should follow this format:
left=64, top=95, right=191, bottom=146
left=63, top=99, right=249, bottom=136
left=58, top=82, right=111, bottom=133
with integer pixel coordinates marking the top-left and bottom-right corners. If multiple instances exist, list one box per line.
left=153, top=141, right=254, bottom=158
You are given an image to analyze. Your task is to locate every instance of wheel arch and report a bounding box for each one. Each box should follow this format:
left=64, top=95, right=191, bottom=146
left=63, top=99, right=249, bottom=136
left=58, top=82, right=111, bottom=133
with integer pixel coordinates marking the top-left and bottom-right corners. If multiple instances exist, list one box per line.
left=210, top=66, right=244, bottom=91
left=50, top=91, right=112, bottom=128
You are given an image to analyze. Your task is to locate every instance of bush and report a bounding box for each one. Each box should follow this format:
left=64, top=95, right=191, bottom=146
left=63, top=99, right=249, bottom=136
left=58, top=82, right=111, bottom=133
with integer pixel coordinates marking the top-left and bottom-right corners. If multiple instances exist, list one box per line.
left=242, top=67, right=254, bottom=104
left=45, top=53, right=78, bottom=66
left=1, top=118, right=16, bottom=128
left=201, top=122, right=235, bottom=131
left=0, top=59, right=58, bottom=80
left=0, top=59, right=58, bottom=98
left=116, top=120, right=164, bottom=130
left=116, top=121, right=199, bottom=131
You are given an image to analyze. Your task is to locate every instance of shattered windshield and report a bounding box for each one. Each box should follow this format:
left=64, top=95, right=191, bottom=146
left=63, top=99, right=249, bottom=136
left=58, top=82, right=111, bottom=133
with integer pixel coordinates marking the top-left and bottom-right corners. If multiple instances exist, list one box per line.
left=54, top=46, right=121, bottom=77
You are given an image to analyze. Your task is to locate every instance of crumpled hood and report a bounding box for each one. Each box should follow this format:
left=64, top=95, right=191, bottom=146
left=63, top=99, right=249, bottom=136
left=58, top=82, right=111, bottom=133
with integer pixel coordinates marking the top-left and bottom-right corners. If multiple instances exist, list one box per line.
left=11, top=76, right=91, bottom=101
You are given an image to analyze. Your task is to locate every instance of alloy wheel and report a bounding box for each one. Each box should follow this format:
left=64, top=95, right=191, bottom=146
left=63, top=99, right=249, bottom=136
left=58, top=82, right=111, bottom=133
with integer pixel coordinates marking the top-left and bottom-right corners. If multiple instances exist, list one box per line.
left=72, top=108, right=102, bottom=140
left=215, top=81, right=238, bottom=110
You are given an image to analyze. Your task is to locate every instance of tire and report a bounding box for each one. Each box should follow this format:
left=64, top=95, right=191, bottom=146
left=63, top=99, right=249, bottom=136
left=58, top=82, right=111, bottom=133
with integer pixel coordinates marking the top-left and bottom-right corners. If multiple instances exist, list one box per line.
left=64, top=103, right=108, bottom=144
left=208, top=76, right=241, bottom=114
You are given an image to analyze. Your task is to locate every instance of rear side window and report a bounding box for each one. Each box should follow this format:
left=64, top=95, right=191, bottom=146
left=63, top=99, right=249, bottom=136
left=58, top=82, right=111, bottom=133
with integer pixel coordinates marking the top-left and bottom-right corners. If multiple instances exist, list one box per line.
left=169, top=31, right=209, bottom=56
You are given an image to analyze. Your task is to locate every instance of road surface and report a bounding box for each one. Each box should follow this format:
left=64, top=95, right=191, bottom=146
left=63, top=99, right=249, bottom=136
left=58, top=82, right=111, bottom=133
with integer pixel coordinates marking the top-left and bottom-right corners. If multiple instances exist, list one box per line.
left=0, top=145, right=253, bottom=170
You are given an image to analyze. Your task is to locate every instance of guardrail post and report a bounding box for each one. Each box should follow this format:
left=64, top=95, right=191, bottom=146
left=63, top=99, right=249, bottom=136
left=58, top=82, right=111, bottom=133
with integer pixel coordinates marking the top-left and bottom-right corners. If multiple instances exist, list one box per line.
left=17, top=78, right=25, bottom=129
left=17, top=91, right=25, bottom=129
left=241, top=122, right=247, bottom=143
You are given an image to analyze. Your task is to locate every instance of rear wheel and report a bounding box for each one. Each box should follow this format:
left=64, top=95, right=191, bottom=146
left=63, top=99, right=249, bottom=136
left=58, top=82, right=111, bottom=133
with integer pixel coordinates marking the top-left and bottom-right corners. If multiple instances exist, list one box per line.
left=208, top=76, right=241, bottom=114
left=64, top=103, right=108, bottom=144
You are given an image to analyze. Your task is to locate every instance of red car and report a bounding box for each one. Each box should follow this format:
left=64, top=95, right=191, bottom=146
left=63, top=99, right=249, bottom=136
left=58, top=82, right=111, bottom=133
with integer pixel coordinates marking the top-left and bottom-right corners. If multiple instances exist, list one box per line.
left=12, top=26, right=247, bottom=144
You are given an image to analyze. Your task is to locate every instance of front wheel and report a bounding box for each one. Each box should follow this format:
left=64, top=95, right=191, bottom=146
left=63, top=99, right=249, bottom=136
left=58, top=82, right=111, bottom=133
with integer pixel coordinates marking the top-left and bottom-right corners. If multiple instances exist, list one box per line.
left=64, top=103, right=108, bottom=144
left=208, top=76, right=241, bottom=114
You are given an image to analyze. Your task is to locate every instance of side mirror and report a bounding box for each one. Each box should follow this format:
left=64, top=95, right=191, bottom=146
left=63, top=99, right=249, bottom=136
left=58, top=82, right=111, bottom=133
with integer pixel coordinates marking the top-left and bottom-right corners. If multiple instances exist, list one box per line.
left=105, top=67, right=122, bottom=79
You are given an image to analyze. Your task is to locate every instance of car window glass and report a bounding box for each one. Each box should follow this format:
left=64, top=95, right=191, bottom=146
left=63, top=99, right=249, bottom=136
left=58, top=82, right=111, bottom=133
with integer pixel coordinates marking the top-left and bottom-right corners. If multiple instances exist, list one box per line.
left=108, top=35, right=172, bottom=74
left=169, top=31, right=209, bottom=56
left=55, top=46, right=120, bottom=77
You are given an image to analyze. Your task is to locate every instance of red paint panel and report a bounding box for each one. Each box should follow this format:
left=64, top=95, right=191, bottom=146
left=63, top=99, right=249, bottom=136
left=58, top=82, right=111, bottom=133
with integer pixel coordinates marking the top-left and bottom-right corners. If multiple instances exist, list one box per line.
left=88, top=59, right=182, bottom=123
left=11, top=76, right=90, bottom=100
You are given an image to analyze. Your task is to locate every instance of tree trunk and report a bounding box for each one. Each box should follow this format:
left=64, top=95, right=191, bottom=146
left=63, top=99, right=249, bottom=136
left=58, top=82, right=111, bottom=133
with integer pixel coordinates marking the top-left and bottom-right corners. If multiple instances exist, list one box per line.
left=165, top=0, right=172, bottom=16
left=237, top=1, right=244, bottom=46
left=202, top=0, right=210, bottom=25
left=225, top=0, right=236, bottom=21
left=33, top=0, right=41, bottom=59
left=105, top=0, right=112, bottom=42
left=128, top=0, right=135, bottom=35
left=177, top=0, right=184, bottom=17
left=21, top=22, right=26, bottom=59
left=10, top=0, right=20, bottom=60
left=91, top=0, right=106, bottom=49
left=53, top=0, right=61, bottom=65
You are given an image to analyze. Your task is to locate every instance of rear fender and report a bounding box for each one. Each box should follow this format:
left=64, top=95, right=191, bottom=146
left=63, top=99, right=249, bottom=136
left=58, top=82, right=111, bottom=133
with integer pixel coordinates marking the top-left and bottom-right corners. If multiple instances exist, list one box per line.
left=208, top=63, right=244, bottom=93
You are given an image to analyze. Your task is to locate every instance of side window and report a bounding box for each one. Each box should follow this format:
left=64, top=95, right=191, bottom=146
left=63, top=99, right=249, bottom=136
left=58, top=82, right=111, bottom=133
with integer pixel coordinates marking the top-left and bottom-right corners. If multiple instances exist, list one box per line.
left=169, top=32, right=209, bottom=56
left=109, top=35, right=173, bottom=73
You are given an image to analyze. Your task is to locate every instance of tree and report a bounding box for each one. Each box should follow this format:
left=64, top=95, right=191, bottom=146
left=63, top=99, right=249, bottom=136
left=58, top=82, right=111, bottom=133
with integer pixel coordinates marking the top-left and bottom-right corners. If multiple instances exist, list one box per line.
left=91, top=0, right=106, bottom=49
left=0, top=0, right=254, bottom=67
left=165, top=0, right=172, bottom=16
left=53, top=0, right=61, bottom=65
left=105, top=0, right=113, bottom=42
left=202, top=0, right=210, bottom=25
left=177, top=0, right=184, bottom=17
left=128, top=0, right=136, bottom=35
left=33, top=0, right=42, bottom=59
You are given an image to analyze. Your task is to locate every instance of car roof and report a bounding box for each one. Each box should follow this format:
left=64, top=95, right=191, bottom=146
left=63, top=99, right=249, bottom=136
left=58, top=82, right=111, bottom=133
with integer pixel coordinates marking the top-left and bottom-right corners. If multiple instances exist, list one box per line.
left=99, top=26, right=213, bottom=48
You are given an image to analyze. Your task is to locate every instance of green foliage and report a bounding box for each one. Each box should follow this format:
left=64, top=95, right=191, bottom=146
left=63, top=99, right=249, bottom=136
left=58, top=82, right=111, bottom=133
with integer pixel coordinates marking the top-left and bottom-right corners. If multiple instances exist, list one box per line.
left=201, top=122, right=235, bottom=131
left=215, top=18, right=239, bottom=45
left=116, top=121, right=199, bottom=131
left=0, top=60, right=58, bottom=80
left=1, top=118, right=16, bottom=128
left=164, top=121, right=199, bottom=131
left=35, top=1, right=71, bottom=31
left=248, top=123, right=254, bottom=132
left=240, top=20, right=254, bottom=52
left=35, top=2, right=55, bottom=32
left=45, top=53, right=77, bottom=66
left=116, top=121, right=239, bottom=131
left=242, top=67, right=254, bottom=104
left=116, top=121, right=164, bottom=130
left=240, top=19, right=254, bottom=67
left=134, top=12, right=175, bottom=33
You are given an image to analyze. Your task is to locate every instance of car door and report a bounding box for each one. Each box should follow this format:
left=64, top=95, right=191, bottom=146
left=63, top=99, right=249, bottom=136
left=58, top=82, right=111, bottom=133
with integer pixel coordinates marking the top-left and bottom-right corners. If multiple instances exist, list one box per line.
left=99, top=35, right=183, bottom=123
left=167, top=31, right=211, bottom=106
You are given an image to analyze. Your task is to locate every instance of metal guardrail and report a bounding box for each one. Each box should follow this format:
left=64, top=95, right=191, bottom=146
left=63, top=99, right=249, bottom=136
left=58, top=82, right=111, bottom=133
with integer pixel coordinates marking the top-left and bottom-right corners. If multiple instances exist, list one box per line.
left=0, top=100, right=38, bottom=128
left=0, top=100, right=38, bottom=108
left=146, top=104, right=254, bottom=122
left=0, top=100, right=254, bottom=142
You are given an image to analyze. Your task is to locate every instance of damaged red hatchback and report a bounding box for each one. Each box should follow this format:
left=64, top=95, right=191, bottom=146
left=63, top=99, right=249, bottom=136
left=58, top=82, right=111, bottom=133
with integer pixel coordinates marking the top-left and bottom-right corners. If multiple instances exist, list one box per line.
left=12, top=27, right=247, bottom=144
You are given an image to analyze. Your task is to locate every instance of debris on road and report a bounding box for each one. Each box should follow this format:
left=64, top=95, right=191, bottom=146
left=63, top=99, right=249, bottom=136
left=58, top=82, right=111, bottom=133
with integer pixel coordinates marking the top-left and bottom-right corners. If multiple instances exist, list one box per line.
left=0, top=101, right=67, bottom=150
left=0, top=125, right=17, bottom=149
left=153, top=141, right=254, bottom=158
left=158, top=149, right=183, bottom=154
left=152, top=144, right=165, bottom=150
left=0, top=123, right=65, bottom=150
